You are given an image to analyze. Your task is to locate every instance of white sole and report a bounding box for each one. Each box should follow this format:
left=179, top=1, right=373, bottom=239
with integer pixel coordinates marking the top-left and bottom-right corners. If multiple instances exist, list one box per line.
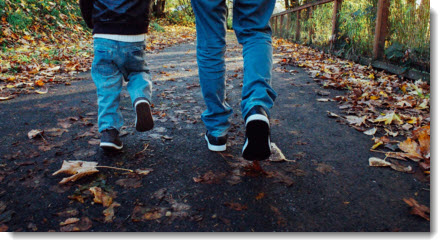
left=100, top=142, right=123, bottom=150
left=134, top=99, right=150, bottom=127
left=245, top=114, right=270, bottom=126
left=205, top=135, right=226, bottom=152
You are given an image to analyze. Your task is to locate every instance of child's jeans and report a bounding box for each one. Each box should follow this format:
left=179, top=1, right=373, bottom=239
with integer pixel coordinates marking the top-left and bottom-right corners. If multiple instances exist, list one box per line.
left=91, top=38, right=152, bottom=133
left=191, top=0, right=278, bottom=138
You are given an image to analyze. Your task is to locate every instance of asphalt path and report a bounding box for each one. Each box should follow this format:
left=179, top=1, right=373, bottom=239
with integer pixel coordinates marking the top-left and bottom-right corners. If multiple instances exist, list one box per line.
left=0, top=33, right=430, bottom=232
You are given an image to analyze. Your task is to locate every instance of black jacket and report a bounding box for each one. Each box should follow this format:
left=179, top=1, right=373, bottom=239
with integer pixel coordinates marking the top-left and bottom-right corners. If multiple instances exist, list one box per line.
left=79, top=0, right=152, bottom=35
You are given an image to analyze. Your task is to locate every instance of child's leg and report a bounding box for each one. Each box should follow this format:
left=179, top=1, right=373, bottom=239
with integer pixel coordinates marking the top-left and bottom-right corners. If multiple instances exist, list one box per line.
left=122, top=41, right=154, bottom=132
left=191, top=0, right=233, bottom=138
left=91, top=38, right=124, bottom=133
left=232, top=0, right=277, bottom=119
left=122, top=42, right=152, bottom=105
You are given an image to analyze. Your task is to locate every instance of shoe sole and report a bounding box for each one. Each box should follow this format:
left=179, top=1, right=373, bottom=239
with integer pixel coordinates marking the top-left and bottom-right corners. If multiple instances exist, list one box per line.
left=135, top=101, right=154, bottom=132
left=242, top=117, right=271, bottom=161
left=205, top=134, right=226, bottom=152
left=100, top=142, right=123, bottom=151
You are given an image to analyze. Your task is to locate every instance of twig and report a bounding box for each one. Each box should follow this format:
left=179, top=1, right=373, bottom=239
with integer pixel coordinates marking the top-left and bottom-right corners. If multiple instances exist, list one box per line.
left=96, top=166, right=134, bottom=173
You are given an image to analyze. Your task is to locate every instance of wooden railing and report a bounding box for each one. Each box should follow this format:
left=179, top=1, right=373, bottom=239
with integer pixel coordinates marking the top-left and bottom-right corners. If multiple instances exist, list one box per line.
left=270, top=0, right=429, bottom=81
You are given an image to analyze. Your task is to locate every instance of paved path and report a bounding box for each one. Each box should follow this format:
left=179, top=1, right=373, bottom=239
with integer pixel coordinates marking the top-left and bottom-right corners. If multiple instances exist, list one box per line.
left=0, top=33, right=430, bottom=232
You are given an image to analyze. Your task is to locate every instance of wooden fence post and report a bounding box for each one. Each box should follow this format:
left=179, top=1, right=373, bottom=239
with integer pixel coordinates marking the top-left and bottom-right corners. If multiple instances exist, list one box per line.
left=273, top=16, right=278, bottom=35
left=280, top=14, right=284, bottom=37
left=295, top=10, right=301, bottom=42
left=373, top=0, right=390, bottom=60
left=330, top=0, right=343, bottom=50
left=286, top=13, right=291, bottom=39
left=309, top=7, right=313, bottom=44
left=271, top=16, right=275, bottom=35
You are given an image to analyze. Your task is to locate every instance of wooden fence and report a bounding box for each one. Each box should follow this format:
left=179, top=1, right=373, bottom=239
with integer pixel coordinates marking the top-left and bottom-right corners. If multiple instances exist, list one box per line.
left=270, top=0, right=429, bottom=81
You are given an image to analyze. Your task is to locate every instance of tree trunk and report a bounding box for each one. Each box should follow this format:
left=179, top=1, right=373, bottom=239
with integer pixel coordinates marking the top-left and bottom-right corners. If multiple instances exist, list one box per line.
left=153, top=0, right=166, bottom=18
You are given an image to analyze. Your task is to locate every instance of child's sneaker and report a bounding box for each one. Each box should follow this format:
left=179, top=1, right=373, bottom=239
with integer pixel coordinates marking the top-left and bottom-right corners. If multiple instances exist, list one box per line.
left=205, top=131, right=227, bottom=152
left=134, top=97, right=154, bottom=132
left=100, top=128, right=123, bottom=151
left=242, top=106, right=271, bottom=161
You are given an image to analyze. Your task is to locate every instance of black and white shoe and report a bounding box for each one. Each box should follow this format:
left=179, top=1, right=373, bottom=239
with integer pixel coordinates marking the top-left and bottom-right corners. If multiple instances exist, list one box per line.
left=134, top=97, right=154, bottom=132
left=205, top=131, right=227, bottom=152
left=100, top=128, right=123, bottom=151
left=242, top=106, right=271, bottom=161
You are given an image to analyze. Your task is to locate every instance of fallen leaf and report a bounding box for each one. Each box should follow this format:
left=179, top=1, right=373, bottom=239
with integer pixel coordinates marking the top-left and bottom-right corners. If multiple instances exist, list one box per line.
left=327, top=111, right=340, bottom=118
left=398, top=138, right=423, bottom=160
left=269, top=143, right=295, bottom=162
left=60, top=217, right=92, bottom=232
left=403, top=198, right=430, bottom=221
left=345, top=115, right=367, bottom=126
left=52, top=160, right=99, bottom=184
left=255, top=192, right=265, bottom=200
left=368, top=157, right=412, bottom=173
left=60, top=218, right=79, bottom=226
left=0, top=96, right=14, bottom=101
left=27, top=129, right=44, bottom=139
left=115, top=178, right=142, bottom=188
left=364, top=127, right=377, bottom=136
left=103, top=202, right=120, bottom=223
left=224, top=202, right=247, bottom=211
left=89, top=187, right=113, bottom=207
left=135, top=168, right=154, bottom=175
left=193, top=171, right=226, bottom=184
left=54, top=209, right=79, bottom=218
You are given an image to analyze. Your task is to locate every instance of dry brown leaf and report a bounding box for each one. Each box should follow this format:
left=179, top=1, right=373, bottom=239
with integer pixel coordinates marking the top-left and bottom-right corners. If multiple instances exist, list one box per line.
left=115, top=178, right=142, bottom=188
left=59, top=218, right=80, bottom=226
left=368, top=157, right=412, bottom=173
left=27, top=129, right=44, bottom=139
left=89, top=187, right=113, bottom=207
left=412, top=125, right=430, bottom=157
left=52, top=160, right=99, bottom=184
left=193, top=171, right=226, bottom=184
left=398, top=138, right=423, bottom=160
left=135, top=168, right=154, bottom=175
left=345, top=115, right=367, bottom=126
left=403, top=198, right=430, bottom=221
left=224, top=202, right=248, bottom=211
left=269, top=143, right=295, bottom=162
left=363, top=127, right=377, bottom=136
left=103, top=202, right=120, bottom=223
left=59, top=217, right=92, bottom=232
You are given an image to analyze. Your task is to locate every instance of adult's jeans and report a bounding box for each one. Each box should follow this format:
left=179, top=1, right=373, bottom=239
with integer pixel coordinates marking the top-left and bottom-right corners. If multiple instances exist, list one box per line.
left=191, top=0, right=278, bottom=138
left=91, top=38, right=152, bottom=133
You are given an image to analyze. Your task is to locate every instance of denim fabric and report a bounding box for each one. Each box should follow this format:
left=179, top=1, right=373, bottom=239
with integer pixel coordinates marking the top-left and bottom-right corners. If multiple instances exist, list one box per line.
left=91, top=38, right=152, bottom=133
left=191, top=0, right=278, bottom=137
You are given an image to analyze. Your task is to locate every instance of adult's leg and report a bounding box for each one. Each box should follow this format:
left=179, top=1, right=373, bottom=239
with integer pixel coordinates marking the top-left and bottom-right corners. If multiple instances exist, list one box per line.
left=232, top=0, right=277, bottom=119
left=191, top=0, right=233, bottom=137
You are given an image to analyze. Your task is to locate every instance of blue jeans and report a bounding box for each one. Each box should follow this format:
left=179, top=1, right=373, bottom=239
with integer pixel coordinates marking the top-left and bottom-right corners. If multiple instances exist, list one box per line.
left=191, top=0, right=277, bottom=137
left=91, top=38, right=152, bottom=133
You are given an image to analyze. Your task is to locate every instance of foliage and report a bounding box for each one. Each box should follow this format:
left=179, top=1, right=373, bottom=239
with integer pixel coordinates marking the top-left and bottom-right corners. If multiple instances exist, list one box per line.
left=0, top=0, right=196, bottom=99
left=164, top=0, right=195, bottom=26
left=337, top=0, right=376, bottom=58
left=273, top=0, right=430, bottom=71
left=387, top=0, right=430, bottom=71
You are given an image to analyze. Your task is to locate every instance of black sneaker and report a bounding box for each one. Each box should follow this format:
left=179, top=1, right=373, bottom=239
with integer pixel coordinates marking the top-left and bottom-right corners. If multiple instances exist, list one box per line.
left=205, top=131, right=227, bottom=152
left=134, top=97, right=154, bottom=132
left=100, top=128, right=123, bottom=151
left=242, top=106, right=271, bottom=161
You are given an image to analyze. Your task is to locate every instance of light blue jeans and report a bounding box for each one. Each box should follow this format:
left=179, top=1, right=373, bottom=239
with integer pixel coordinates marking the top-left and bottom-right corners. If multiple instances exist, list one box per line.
left=191, top=0, right=277, bottom=137
left=91, top=38, right=152, bottom=133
